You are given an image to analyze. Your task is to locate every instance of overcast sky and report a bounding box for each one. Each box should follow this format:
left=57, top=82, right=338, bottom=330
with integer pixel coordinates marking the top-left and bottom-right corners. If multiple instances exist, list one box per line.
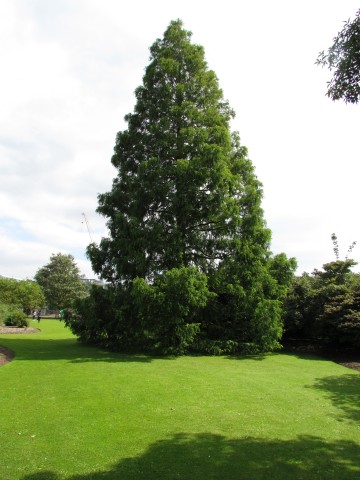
left=1, top=0, right=359, bottom=280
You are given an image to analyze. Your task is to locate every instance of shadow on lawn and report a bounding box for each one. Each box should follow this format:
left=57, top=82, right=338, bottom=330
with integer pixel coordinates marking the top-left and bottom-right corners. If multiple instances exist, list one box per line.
left=0, top=337, right=156, bottom=363
left=21, top=433, right=360, bottom=480
left=309, top=373, right=360, bottom=423
left=225, top=353, right=267, bottom=362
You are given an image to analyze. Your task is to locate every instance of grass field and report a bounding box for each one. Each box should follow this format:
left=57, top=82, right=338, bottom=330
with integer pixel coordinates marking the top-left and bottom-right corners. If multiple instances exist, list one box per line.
left=0, top=320, right=359, bottom=480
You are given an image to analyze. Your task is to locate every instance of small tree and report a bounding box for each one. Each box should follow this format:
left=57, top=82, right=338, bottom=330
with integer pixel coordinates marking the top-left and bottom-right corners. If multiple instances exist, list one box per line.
left=35, top=253, right=87, bottom=310
left=0, top=278, right=45, bottom=314
left=316, top=9, right=360, bottom=103
left=17, top=280, right=46, bottom=314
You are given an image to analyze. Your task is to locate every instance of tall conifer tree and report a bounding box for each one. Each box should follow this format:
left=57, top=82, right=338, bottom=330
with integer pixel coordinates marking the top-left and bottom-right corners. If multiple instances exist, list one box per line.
left=90, top=20, right=268, bottom=281
left=76, top=20, right=296, bottom=354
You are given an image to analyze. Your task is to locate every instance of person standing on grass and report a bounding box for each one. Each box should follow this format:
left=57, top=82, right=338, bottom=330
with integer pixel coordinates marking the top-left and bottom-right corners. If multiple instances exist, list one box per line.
left=37, top=310, right=41, bottom=322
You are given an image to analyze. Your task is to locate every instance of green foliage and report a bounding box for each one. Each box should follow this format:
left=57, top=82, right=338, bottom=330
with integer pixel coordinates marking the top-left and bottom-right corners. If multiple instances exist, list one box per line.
left=198, top=252, right=296, bottom=353
left=284, top=235, right=359, bottom=348
left=65, top=283, right=146, bottom=352
left=0, top=302, right=9, bottom=319
left=3, top=307, right=28, bottom=327
left=132, top=267, right=213, bottom=354
left=72, top=20, right=296, bottom=355
left=316, top=9, right=360, bottom=103
left=0, top=277, right=45, bottom=314
left=0, top=303, right=13, bottom=325
left=64, top=285, right=115, bottom=344
left=314, top=273, right=360, bottom=347
left=35, top=253, right=88, bottom=310
left=88, top=20, right=244, bottom=282
left=283, top=273, right=315, bottom=339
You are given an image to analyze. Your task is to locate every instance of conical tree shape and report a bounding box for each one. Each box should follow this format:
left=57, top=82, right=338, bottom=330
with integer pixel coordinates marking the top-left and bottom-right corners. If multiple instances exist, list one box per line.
left=90, top=20, right=269, bottom=283
left=78, top=20, right=296, bottom=354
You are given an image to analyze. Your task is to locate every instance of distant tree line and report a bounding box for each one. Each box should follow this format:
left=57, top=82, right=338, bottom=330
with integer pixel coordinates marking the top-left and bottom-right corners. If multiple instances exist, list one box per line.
left=0, top=277, right=45, bottom=327
left=0, top=253, right=88, bottom=327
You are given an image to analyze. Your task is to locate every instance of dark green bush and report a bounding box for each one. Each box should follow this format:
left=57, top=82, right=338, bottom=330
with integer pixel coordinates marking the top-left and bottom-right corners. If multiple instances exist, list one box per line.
left=283, top=259, right=360, bottom=348
left=4, top=309, right=28, bottom=327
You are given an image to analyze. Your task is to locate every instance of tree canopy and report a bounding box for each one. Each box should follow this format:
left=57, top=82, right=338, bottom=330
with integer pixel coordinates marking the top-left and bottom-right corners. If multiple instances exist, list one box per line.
left=0, top=277, right=45, bottom=314
left=67, top=20, right=296, bottom=355
left=284, top=234, right=360, bottom=348
left=316, top=9, right=360, bottom=103
left=89, top=20, right=253, bottom=283
left=35, top=253, right=87, bottom=310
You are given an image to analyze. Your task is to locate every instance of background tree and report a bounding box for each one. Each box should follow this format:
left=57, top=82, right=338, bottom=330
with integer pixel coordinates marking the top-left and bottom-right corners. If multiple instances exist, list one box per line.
left=316, top=9, right=360, bottom=103
left=68, top=20, right=296, bottom=355
left=283, top=234, right=359, bottom=348
left=0, top=277, right=45, bottom=314
left=35, top=253, right=87, bottom=310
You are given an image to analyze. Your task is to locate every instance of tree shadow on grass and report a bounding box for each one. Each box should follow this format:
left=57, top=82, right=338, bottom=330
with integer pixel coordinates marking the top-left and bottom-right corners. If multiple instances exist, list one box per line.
left=20, top=433, right=360, bottom=480
left=0, top=337, right=284, bottom=366
left=0, top=338, right=157, bottom=364
left=280, top=350, right=331, bottom=363
left=225, top=353, right=267, bottom=362
left=309, top=373, right=360, bottom=423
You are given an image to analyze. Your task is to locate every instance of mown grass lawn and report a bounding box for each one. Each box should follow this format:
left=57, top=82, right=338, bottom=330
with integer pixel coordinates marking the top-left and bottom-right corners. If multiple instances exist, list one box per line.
left=0, top=320, right=359, bottom=480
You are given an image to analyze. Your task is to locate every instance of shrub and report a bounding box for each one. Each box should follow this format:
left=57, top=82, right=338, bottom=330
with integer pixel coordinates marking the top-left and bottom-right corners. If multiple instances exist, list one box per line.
left=4, top=309, right=29, bottom=328
left=0, top=303, right=12, bottom=325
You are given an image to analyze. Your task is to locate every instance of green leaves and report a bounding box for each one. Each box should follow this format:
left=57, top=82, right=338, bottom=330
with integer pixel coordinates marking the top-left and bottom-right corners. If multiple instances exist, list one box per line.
left=316, top=9, right=360, bottom=103
left=92, top=20, right=242, bottom=281
left=0, top=278, right=45, bottom=314
left=35, top=253, right=87, bottom=310
left=132, top=267, right=213, bottom=354
left=284, top=235, right=359, bottom=349
left=74, top=20, right=297, bottom=354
